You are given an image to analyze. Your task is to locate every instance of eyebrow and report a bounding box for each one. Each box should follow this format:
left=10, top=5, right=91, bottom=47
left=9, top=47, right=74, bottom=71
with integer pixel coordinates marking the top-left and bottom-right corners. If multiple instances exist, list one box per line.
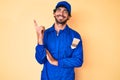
left=57, top=7, right=67, bottom=10
left=57, top=8, right=68, bottom=12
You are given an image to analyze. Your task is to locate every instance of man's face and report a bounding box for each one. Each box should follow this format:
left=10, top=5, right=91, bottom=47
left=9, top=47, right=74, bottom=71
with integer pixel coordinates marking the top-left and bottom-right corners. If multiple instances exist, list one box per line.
left=54, top=7, right=70, bottom=24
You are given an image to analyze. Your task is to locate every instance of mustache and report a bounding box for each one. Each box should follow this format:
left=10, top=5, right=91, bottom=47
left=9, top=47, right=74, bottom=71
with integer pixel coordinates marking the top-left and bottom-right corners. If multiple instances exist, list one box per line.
left=56, top=15, right=66, bottom=18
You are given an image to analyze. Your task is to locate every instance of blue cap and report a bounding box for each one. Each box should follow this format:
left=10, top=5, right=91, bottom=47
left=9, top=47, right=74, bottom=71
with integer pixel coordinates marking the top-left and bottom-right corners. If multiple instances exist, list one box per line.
left=55, top=1, right=71, bottom=16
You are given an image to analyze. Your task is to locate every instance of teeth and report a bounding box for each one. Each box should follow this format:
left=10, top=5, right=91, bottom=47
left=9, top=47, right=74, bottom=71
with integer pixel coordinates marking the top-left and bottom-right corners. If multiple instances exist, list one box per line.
left=59, top=16, right=64, bottom=19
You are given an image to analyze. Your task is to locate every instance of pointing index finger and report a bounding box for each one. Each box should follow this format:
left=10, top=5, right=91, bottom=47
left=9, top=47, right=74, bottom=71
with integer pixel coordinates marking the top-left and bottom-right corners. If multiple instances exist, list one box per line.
left=33, top=19, right=38, bottom=27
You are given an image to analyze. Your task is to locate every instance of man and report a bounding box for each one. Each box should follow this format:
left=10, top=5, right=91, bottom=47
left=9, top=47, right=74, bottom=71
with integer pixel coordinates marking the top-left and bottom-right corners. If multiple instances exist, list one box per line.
left=34, top=1, right=83, bottom=80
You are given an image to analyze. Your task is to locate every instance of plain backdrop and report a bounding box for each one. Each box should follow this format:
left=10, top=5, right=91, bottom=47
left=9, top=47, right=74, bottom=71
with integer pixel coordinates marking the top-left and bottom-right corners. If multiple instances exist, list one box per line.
left=0, top=0, right=120, bottom=80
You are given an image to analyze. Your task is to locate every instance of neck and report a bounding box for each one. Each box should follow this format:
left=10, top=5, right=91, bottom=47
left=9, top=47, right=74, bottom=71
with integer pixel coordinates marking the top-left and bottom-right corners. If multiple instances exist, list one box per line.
left=54, top=22, right=67, bottom=33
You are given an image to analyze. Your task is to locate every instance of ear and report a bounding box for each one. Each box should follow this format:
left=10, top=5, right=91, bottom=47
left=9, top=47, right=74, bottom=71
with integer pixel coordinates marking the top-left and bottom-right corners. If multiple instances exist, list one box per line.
left=53, top=11, right=56, bottom=16
left=68, top=16, right=71, bottom=20
left=53, top=9, right=56, bottom=16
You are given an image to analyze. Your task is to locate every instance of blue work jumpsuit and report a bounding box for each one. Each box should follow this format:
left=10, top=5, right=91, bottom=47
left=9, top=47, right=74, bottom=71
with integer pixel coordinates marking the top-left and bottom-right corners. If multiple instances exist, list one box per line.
left=35, top=24, right=83, bottom=80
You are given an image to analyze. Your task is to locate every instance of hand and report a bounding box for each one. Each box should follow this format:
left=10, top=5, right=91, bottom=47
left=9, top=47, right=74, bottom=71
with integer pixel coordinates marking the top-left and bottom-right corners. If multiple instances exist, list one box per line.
left=46, top=49, right=58, bottom=66
left=34, top=20, right=45, bottom=44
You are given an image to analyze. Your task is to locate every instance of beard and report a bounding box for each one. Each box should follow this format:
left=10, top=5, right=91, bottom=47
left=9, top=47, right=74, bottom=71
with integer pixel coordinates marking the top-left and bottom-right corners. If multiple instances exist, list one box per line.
left=54, top=15, right=69, bottom=25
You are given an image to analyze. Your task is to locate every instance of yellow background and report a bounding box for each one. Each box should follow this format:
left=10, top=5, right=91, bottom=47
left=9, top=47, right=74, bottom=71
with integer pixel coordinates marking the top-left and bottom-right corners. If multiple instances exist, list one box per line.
left=0, top=0, right=120, bottom=80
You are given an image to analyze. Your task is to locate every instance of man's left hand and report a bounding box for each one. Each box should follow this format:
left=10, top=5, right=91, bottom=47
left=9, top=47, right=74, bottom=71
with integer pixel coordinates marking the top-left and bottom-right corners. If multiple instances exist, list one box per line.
left=46, top=49, right=58, bottom=66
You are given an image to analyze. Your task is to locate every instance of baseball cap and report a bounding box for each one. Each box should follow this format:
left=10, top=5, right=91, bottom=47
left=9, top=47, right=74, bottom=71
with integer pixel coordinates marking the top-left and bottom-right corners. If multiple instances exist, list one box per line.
left=55, top=1, right=71, bottom=16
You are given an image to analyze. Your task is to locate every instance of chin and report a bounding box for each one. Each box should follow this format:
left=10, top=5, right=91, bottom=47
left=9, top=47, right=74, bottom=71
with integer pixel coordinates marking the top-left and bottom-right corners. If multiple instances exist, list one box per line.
left=55, top=17, right=68, bottom=24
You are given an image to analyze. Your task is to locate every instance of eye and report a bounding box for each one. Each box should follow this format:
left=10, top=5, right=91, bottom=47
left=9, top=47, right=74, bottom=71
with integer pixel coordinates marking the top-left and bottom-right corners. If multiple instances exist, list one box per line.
left=55, top=7, right=68, bottom=14
left=63, top=10, right=68, bottom=14
left=56, top=8, right=61, bottom=12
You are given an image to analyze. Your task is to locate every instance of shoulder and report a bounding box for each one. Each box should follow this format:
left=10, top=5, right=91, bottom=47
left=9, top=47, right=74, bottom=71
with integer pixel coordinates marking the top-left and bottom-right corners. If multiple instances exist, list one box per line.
left=44, top=26, right=54, bottom=34
left=68, top=27, right=82, bottom=39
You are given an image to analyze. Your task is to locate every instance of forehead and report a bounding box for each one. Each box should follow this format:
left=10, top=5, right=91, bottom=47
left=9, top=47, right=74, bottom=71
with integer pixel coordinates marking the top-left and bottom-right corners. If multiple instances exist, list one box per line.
left=57, top=6, right=67, bottom=10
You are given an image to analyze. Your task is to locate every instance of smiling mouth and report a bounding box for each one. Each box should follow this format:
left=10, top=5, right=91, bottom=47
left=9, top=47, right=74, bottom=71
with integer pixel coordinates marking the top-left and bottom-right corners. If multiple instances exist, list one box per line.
left=59, top=16, right=64, bottom=19
left=57, top=15, right=65, bottom=18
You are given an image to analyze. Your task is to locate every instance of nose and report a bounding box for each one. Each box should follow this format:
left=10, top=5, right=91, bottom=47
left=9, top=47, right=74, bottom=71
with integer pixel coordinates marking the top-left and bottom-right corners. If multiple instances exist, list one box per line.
left=59, top=11, right=64, bottom=16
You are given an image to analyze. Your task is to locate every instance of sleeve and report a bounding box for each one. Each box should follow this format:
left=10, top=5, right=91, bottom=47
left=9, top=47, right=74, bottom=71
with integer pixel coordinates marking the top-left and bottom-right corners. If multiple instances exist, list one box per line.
left=35, top=31, right=48, bottom=64
left=35, top=44, right=47, bottom=64
left=58, top=35, right=83, bottom=68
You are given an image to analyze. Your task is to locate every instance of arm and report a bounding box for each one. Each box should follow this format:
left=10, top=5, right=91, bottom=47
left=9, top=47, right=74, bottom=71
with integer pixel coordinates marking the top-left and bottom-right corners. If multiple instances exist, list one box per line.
left=46, top=49, right=58, bottom=66
left=58, top=40, right=83, bottom=68
left=47, top=38, right=83, bottom=68
left=34, top=20, right=47, bottom=64
left=35, top=44, right=47, bottom=64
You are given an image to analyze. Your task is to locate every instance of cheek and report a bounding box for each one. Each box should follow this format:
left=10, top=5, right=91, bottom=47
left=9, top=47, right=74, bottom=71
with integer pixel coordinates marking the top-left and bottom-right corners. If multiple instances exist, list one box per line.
left=54, top=12, right=59, bottom=15
left=53, top=13, right=59, bottom=18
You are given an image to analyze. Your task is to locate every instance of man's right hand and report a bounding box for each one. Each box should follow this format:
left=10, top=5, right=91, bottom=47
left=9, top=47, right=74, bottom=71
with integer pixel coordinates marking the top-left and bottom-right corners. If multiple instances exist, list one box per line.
left=34, top=20, right=45, bottom=45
